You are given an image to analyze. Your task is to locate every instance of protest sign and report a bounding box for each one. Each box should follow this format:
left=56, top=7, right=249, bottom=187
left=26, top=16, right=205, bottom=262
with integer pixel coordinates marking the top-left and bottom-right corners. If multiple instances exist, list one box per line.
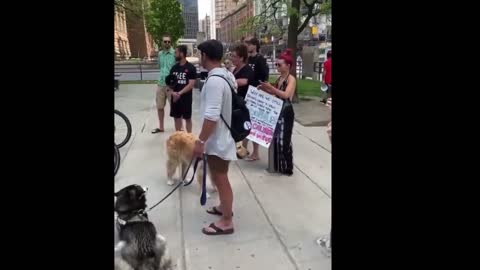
left=244, top=86, right=284, bottom=148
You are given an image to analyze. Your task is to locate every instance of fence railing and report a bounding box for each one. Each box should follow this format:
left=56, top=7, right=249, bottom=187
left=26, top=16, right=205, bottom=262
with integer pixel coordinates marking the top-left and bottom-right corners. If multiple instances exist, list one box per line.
left=115, top=60, right=325, bottom=81
left=115, top=61, right=201, bottom=81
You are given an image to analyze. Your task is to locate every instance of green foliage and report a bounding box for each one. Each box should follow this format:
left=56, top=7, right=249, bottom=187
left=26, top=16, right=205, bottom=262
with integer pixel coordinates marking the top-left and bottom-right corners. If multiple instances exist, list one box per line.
left=145, top=0, right=185, bottom=45
left=320, top=0, right=331, bottom=14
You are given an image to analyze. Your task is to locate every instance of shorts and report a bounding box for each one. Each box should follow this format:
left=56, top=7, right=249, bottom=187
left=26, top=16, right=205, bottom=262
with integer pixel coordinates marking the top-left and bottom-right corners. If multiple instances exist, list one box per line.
left=156, top=86, right=171, bottom=110
left=170, top=93, right=192, bottom=119
left=207, top=155, right=230, bottom=174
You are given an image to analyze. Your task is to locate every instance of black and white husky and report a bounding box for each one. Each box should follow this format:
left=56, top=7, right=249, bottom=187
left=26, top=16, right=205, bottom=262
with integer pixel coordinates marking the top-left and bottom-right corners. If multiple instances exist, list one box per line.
left=114, top=185, right=172, bottom=270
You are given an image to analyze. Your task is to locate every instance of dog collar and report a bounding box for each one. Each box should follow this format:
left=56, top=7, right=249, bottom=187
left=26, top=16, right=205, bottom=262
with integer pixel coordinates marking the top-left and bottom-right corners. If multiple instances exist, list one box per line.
left=116, top=211, right=148, bottom=226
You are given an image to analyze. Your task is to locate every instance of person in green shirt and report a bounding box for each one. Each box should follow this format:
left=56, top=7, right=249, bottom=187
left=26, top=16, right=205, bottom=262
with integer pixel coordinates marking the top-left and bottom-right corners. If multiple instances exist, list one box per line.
left=152, top=34, right=176, bottom=133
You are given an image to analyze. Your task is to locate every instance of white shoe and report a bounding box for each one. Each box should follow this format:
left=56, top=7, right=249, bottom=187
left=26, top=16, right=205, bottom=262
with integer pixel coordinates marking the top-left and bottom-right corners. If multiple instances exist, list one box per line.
left=316, top=236, right=331, bottom=257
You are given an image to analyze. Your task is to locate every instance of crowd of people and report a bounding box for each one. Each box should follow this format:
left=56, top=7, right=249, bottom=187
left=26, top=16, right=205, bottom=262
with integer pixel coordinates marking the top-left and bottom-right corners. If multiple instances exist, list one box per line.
left=150, top=34, right=331, bottom=242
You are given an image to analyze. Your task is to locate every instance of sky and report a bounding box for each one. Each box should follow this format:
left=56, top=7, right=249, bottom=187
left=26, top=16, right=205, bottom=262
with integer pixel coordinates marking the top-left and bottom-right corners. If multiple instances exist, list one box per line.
left=198, top=0, right=211, bottom=18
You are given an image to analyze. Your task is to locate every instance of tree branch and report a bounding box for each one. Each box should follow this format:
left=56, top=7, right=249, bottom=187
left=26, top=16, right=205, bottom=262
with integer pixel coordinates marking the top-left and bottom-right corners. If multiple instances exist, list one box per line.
left=298, top=10, right=321, bottom=34
left=297, top=0, right=322, bottom=34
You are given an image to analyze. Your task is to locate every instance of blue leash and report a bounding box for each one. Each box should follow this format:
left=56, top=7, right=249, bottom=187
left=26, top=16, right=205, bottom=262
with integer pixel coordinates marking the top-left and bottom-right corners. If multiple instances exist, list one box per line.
left=147, top=154, right=208, bottom=212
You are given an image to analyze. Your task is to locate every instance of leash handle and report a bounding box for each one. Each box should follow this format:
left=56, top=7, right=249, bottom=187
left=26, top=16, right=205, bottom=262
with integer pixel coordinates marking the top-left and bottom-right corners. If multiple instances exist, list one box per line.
left=200, top=155, right=208, bottom=205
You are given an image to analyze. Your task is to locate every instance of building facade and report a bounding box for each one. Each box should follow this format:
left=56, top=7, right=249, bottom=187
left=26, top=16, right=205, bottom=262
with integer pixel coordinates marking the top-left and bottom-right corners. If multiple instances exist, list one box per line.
left=214, top=0, right=238, bottom=40
left=126, top=10, right=156, bottom=59
left=114, top=6, right=131, bottom=60
left=219, top=0, right=254, bottom=46
left=199, top=15, right=212, bottom=40
left=179, top=0, right=199, bottom=39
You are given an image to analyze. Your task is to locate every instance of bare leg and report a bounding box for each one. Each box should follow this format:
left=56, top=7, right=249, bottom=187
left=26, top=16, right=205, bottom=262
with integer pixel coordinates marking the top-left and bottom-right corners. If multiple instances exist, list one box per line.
left=203, top=170, right=234, bottom=232
left=157, top=109, right=165, bottom=130
left=185, top=119, right=192, bottom=133
left=246, top=142, right=260, bottom=161
left=242, top=139, right=248, bottom=149
left=174, top=118, right=183, bottom=131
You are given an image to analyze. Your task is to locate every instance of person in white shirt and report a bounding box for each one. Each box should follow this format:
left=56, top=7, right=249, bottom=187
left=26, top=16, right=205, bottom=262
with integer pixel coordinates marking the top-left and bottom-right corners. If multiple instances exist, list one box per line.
left=193, top=40, right=237, bottom=235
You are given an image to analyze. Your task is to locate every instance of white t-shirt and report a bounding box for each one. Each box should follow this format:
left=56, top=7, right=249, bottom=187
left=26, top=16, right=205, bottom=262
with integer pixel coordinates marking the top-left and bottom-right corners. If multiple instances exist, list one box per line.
left=200, top=67, right=238, bottom=161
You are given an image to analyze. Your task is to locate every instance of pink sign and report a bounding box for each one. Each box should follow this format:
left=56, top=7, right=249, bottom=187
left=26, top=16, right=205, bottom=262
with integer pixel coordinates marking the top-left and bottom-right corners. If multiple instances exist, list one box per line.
left=244, top=86, right=284, bottom=148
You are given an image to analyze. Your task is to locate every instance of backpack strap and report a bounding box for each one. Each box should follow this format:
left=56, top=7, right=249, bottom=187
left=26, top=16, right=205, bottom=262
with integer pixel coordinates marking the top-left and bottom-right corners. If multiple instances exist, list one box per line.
left=204, top=74, right=235, bottom=132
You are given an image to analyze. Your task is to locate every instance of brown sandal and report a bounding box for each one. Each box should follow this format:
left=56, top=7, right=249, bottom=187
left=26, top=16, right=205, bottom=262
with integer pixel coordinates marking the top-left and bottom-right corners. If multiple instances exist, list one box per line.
left=202, top=223, right=234, bottom=235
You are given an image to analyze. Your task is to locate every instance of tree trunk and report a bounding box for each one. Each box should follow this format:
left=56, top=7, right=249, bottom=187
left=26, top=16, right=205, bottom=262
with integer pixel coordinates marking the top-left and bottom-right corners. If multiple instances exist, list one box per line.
left=288, top=0, right=300, bottom=103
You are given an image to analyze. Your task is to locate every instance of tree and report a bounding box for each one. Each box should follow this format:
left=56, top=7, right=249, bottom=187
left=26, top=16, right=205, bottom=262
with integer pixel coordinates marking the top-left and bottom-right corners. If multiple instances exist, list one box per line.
left=144, top=0, right=185, bottom=45
left=241, top=0, right=331, bottom=102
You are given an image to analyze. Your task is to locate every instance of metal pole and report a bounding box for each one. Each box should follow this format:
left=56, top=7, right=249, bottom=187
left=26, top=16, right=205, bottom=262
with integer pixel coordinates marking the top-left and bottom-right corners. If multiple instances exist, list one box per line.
left=266, top=143, right=276, bottom=173
left=272, top=37, right=276, bottom=60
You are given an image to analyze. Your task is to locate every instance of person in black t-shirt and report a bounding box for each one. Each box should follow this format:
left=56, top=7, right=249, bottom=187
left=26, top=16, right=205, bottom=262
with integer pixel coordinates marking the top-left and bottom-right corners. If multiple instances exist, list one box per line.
left=231, top=44, right=255, bottom=159
left=168, top=45, right=197, bottom=132
left=245, top=38, right=269, bottom=87
left=242, top=38, right=269, bottom=161
left=231, top=44, right=254, bottom=99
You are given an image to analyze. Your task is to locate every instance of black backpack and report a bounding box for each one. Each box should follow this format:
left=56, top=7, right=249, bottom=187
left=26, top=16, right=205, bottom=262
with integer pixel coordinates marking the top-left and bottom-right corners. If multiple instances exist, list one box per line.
left=207, top=74, right=251, bottom=142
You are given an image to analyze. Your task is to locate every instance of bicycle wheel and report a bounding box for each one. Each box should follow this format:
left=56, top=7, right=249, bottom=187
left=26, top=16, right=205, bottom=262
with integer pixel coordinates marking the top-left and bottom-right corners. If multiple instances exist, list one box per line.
left=114, top=109, right=132, bottom=148
left=114, top=143, right=121, bottom=176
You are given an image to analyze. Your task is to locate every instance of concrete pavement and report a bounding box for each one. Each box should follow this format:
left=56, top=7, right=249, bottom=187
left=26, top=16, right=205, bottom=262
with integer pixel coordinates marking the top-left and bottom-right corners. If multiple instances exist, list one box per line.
left=114, top=84, right=331, bottom=270
left=293, top=97, right=331, bottom=127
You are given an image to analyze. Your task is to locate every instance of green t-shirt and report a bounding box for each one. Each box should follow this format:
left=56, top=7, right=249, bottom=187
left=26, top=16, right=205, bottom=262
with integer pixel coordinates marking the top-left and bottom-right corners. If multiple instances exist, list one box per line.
left=158, top=48, right=176, bottom=86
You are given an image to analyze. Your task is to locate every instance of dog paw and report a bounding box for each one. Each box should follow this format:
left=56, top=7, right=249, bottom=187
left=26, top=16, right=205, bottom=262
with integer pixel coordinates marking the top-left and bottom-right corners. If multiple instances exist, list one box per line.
left=167, top=180, right=175, bottom=186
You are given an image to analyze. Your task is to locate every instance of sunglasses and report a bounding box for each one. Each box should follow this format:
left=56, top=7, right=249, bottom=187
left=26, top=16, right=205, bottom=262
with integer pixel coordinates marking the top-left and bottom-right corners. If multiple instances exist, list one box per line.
left=163, top=40, right=171, bottom=44
left=275, top=63, right=283, bottom=67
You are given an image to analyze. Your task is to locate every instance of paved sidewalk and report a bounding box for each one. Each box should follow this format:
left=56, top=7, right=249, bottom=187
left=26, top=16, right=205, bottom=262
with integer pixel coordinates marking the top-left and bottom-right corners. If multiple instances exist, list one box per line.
left=115, top=84, right=331, bottom=270
left=293, top=97, right=331, bottom=127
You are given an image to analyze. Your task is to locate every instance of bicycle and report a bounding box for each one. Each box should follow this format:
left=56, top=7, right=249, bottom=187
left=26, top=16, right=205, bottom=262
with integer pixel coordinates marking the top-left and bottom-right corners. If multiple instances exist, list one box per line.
left=114, top=109, right=132, bottom=148
left=114, top=143, right=120, bottom=176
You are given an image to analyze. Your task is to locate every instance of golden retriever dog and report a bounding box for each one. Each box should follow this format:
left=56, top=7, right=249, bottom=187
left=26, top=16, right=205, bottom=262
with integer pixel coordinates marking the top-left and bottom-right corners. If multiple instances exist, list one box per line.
left=166, top=131, right=216, bottom=196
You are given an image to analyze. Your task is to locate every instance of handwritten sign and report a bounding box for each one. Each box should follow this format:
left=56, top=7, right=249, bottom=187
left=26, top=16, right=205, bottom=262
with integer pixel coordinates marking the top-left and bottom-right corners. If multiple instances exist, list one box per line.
left=244, top=86, right=284, bottom=148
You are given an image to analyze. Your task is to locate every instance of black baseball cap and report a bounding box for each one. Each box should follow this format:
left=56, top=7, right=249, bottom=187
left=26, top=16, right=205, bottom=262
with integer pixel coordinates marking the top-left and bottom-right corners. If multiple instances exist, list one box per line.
left=198, top=39, right=223, bottom=61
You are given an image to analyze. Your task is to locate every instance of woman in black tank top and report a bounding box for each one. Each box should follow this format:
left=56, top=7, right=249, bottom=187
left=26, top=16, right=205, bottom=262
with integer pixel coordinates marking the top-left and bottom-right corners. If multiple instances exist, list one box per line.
left=258, top=49, right=296, bottom=175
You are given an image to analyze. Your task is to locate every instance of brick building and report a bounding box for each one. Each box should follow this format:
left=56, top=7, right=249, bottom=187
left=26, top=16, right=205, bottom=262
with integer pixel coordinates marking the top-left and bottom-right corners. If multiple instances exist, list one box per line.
left=126, top=11, right=156, bottom=59
left=214, top=0, right=237, bottom=39
left=114, top=6, right=131, bottom=60
left=219, top=0, right=254, bottom=46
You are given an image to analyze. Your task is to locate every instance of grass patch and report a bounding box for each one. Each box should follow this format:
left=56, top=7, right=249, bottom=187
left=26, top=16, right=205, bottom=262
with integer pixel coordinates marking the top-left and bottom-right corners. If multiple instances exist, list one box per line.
left=269, top=75, right=322, bottom=97
left=120, top=80, right=158, bottom=84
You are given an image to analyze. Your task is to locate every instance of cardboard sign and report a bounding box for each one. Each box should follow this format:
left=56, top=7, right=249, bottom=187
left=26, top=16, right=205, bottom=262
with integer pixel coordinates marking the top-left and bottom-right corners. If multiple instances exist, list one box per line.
left=244, top=86, right=284, bottom=148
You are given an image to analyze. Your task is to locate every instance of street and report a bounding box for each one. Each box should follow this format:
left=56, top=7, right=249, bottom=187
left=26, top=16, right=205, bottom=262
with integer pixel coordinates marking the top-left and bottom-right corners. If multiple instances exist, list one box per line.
left=114, top=83, right=331, bottom=270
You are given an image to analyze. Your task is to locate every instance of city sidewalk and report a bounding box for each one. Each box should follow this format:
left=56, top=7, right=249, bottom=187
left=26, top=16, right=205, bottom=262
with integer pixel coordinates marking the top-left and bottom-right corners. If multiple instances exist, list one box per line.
left=115, top=84, right=331, bottom=270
